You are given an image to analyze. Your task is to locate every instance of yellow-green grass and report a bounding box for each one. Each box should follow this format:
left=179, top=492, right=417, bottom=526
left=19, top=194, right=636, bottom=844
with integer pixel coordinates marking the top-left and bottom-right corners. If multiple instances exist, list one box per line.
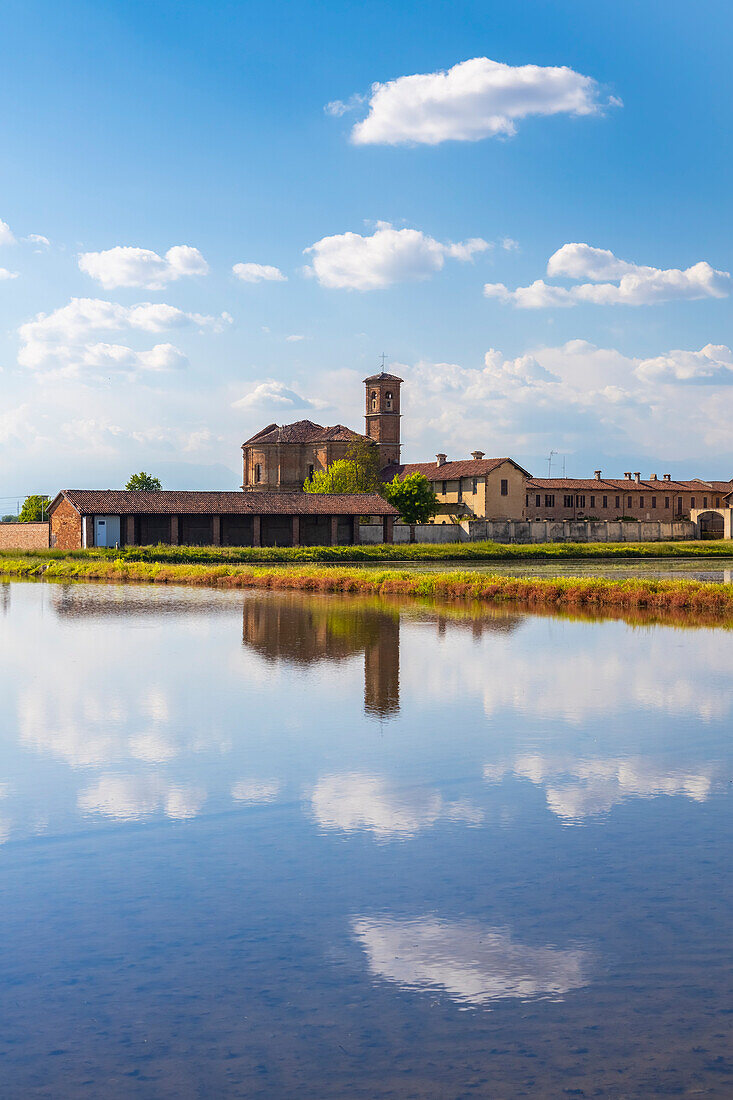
left=2, top=539, right=733, bottom=566
left=2, top=554, right=733, bottom=627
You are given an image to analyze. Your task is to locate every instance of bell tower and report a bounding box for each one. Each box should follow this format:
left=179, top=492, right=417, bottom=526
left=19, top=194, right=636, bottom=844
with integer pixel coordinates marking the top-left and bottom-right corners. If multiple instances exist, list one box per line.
left=364, top=367, right=403, bottom=467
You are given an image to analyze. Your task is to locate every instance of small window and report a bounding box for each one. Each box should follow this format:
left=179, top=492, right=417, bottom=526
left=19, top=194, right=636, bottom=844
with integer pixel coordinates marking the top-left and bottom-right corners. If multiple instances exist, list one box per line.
left=651, top=496, right=656, bottom=509
left=677, top=497, right=683, bottom=514
left=627, top=496, right=632, bottom=508
left=691, top=497, right=696, bottom=508
left=639, top=496, right=644, bottom=507
left=703, top=496, right=708, bottom=508
left=564, top=494, right=573, bottom=508
left=590, top=495, right=595, bottom=508
left=254, top=463, right=262, bottom=484
left=602, top=495, right=608, bottom=508
left=535, top=494, right=541, bottom=507
left=385, top=390, right=393, bottom=411
left=307, top=464, right=314, bottom=480
left=458, top=480, right=463, bottom=503
left=615, top=496, right=620, bottom=509
left=580, top=495, right=585, bottom=508
left=500, top=479, right=508, bottom=497
left=545, top=494, right=554, bottom=507
left=665, top=497, right=670, bottom=509
left=472, top=478, right=478, bottom=494
left=525, top=494, right=529, bottom=506
left=716, top=497, right=720, bottom=507
left=371, top=390, right=377, bottom=411
left=442, top=480, right=447, bottom=495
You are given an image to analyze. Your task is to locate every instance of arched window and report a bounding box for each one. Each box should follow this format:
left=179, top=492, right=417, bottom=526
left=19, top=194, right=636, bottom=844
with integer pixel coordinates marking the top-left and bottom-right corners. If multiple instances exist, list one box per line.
left=254, top=463, right=262, bottom=484
left=385, top=390, right=393, bottom=410
left=371, top=390, right=377, bottom=411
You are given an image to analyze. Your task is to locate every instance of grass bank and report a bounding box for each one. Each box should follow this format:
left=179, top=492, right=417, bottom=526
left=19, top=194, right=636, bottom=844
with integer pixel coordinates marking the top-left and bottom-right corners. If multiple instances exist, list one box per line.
left=3, top=554, right=733, bottom=623
left=2, top=539, right=733, bottom=565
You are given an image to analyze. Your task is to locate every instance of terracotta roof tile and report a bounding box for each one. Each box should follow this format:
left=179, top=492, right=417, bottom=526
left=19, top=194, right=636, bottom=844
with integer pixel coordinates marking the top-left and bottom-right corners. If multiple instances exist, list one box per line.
left=50, top=490, right=397, bottom=517
left=527, top=476, right=733, bottom=493
left=363, top=371, right=404, bottom=383
left=382, top=457, right=531, bottom=482
left=243, top=419, right=370, bottom=446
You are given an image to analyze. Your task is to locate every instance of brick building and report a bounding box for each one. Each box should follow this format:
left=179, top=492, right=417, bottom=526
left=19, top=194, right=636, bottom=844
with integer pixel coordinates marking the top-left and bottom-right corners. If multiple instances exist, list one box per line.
left=47, top=489, right=398, bottom=549
left=525, top=470, right=733, bottom=530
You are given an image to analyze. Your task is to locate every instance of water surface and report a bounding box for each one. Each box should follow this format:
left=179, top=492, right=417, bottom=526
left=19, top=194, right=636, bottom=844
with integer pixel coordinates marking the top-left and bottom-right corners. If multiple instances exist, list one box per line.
left=0, top=579, right=731, bottom=1097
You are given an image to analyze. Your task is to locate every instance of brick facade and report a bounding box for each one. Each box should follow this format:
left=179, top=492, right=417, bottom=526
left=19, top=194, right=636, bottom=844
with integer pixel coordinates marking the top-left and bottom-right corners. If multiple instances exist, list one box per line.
left=49, top=497, right=83, bottom=550
left=0, top=522, right=50, bottom=551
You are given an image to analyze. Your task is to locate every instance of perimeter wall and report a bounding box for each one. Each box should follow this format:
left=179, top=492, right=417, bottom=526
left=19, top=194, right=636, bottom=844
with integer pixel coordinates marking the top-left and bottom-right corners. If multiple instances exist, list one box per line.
left=360, top=519, right=698, bottom=544
left=0, top=522, right=51, bottom=550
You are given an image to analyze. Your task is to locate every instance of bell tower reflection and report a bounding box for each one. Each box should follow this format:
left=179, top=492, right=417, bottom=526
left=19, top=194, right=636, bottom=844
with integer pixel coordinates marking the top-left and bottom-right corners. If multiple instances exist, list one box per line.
left=241, top=594, right=400, bottom=719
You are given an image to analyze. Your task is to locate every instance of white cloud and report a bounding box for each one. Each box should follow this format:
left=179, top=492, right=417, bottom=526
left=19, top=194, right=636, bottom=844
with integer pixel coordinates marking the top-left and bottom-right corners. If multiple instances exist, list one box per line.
left=24, top=233, right=50, bottom=249
left=0, top=268, right=18, bottom=281
left=286, top=333, right=305, bottom=342
left=393, top=338, right=733, bottom=463
left=231, top=380, right=326, bottom=411
left=347, top=57, right=611, bottom=146
left=485, top=243, right=731, bottom=307
left=501, top=237, right=520, bottom=252
left=232, top=262, right=287, bottom=283
left=304, top=222, right=490, bottom=290
left=310, top=773, right=483, bottom=840
left=635, top=344, right=733, bottom=384
left=0, top=218, right=16, bottom=246
left=324, top=93, right=367, bottom=117
left=18, top=297, right=229, bottom=378
left=352, top=916, right=591, bottom=1006
left=78, top=244, right=209, bottom=289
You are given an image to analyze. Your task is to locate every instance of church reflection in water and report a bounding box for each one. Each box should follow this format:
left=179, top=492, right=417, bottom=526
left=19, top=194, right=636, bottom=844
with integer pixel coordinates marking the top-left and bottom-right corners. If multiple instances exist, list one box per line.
left=241, top=593, right=401, bottom=718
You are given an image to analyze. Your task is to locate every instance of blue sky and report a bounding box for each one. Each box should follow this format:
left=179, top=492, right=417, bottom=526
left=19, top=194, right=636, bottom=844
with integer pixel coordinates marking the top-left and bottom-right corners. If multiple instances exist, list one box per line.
left=1, top=0, right=732, bottom=502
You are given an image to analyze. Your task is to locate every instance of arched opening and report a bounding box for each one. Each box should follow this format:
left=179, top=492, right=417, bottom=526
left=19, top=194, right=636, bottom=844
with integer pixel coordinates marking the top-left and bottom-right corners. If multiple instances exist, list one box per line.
left=697, top=510, right=724, bottom=539
left=254, top=462, right=262, bottom=484
left=385, top=390, right=393, bottom=410
left=370, top=390, right=377, bottom=411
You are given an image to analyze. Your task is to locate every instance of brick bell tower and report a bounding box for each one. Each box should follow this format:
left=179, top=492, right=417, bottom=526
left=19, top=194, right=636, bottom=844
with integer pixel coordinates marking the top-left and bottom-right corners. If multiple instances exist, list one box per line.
left=363, top=367, right=403, bottom=467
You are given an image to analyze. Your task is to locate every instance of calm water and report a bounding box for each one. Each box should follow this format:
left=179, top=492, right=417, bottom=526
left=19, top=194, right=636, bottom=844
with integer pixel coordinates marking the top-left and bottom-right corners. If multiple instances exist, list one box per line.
left=0, top=579, right=731, bottom=1097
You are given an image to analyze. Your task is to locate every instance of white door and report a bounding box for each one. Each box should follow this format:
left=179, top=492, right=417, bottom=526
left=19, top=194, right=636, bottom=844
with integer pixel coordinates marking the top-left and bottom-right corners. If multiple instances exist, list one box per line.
left=94, top=515, right=121, bottom=548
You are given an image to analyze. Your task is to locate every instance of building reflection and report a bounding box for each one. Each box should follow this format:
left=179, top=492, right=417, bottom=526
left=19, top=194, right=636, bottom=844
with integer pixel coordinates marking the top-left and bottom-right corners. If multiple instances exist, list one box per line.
left=241, top=594, right=401, bottom=718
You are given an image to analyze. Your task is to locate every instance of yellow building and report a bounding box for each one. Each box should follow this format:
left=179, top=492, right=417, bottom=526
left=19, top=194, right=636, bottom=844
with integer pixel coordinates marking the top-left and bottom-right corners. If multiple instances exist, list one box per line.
left=381, top=453, right=530, bottom=523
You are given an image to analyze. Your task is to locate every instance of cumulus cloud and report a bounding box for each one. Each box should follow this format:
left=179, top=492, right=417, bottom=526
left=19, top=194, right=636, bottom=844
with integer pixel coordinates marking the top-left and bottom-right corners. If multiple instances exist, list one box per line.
left=353, top=916, right=591, bottom=1006
left=310, top=773, right=483, bottom=840
left=635, top=344, right=733, bottom=384
left=232, top=262, right=287, bottom=283
left=393, top=338, right=733, bottom=465
left=17, top=297, right=229, bottom=379
left=345, top=57, right=611, bottom=145
left=78, top=244, right=209, bottom=289
left=485, top=243, right=731, bottom=307
left=0, top=267, right=18, bottom=281
left=0, top=218, right=16, bottom=246
left=231, top=380, right=326, bottom=411
left=25, top=233, right=50, bottom=249
left=304, top=222, right=490, bottom=290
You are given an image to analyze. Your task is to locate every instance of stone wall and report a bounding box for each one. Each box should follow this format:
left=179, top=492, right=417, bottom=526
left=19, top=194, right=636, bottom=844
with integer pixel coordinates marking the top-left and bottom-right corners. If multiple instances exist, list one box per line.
left=360, top=518, right=698, bottom=545
left=0, top=522, right=50, bottom=550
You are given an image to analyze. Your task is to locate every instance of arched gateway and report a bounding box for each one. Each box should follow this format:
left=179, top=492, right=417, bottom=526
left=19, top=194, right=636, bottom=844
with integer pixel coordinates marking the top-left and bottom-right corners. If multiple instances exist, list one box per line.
left=690, top=507, right=733, bottom=539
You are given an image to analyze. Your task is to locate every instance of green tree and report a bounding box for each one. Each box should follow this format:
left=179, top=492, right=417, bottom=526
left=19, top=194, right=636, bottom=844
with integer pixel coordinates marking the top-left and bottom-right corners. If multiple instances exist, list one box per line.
left=382, top=472, right=439, bottom=538
left=304, top=459, right=370, bottom=494
left=344, top=438, right=381, bottom=491
left=125, top=472, right=162, bottom=491
left=1, top=514, right=18, bottom=523
left=18, top=495, right=51, bottom=522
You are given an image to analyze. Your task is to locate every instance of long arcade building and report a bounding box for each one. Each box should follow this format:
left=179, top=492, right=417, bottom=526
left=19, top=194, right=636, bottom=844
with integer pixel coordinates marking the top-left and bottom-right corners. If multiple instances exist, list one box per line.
left=47, top=490, right=398, bottom=550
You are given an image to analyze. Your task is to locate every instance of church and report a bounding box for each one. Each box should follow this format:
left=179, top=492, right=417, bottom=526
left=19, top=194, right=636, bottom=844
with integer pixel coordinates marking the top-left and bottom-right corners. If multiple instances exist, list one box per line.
left=241, top=368, right=531, bottom=523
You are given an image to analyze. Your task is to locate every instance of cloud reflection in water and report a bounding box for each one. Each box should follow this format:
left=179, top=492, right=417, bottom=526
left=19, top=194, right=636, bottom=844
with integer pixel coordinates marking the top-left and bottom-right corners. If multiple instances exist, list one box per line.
left=352, top=916, right=591, bottom=1007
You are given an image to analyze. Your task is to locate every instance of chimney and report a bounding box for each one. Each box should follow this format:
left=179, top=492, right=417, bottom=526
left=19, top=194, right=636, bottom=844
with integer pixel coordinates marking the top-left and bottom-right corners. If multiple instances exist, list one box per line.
left=650, top=473, right=658, bottom=481
left=663, top=473, right=671, bottom=481
left=634, top=472, right=641, bottom=483
left=436, top=453, right=447, bottom=467
left=594, top=470, right=602, bottom=480
left=471, top=450, right=485, bottom=461
left=624, top=472, right=632, bottom=480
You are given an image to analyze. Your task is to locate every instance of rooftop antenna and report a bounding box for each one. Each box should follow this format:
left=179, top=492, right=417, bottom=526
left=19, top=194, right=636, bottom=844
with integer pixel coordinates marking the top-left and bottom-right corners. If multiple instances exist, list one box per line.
left=548, top=449, right=558, bottom=477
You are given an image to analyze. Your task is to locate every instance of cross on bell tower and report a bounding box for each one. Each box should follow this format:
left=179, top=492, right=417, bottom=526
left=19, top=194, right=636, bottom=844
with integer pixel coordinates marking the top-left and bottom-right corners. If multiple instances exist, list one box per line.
left=363, top=357, right=403, bottom=467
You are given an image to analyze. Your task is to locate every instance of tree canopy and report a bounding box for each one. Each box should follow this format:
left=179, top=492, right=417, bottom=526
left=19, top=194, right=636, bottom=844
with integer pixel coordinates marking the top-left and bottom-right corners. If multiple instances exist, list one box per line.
left=125, top=472, right=162, bottom=491
left=18, top=495, right=51, bottom=522
left=382, top=472, right=439, bottom=526
left=303, top=460, right=368, bottom=494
